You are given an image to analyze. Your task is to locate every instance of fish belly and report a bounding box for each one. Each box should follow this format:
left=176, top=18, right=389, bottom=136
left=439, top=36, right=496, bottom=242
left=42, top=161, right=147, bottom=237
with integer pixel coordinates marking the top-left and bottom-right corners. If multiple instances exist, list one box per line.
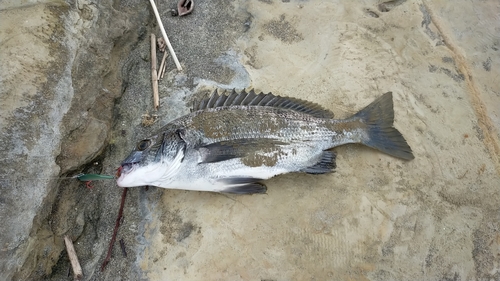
left=166, top=142, right=330, bottom=192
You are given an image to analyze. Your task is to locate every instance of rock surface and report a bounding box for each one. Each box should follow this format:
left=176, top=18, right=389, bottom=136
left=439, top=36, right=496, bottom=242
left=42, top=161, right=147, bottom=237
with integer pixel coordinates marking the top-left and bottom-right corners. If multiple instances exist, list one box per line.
left=0, top=0, right=499, bottom=280
left=0, top=0, right=145, bottom=279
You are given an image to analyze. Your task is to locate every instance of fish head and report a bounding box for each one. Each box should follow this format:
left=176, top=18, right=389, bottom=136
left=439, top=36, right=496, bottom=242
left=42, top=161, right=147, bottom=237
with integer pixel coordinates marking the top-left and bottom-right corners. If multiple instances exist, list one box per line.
left=116, top=128, right=186, bottom=187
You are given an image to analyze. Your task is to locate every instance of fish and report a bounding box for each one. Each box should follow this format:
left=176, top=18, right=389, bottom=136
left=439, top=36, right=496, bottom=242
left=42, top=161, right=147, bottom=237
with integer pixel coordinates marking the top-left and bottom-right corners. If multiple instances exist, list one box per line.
left=116, top=90, right=414, bottom=194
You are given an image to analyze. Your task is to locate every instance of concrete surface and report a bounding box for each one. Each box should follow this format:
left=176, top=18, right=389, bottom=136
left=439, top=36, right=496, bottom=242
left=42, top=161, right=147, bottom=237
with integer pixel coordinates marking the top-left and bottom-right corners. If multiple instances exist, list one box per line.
left=0, top=0, right=499, bottom=280
left=128, top=1, right=500, bottom=280
left=113, top=1, right=500, bottom=280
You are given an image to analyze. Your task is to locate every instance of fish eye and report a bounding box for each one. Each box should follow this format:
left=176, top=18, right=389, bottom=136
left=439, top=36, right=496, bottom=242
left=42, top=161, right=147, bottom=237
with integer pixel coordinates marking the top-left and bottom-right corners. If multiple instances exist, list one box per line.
left=137, top=139, right=151, bottom=151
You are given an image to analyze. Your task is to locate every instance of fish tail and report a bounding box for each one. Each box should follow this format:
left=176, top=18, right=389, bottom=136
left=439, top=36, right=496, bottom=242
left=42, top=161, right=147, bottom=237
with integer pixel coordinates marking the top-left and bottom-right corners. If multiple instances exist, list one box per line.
left=352, top=92, right=414, bottom=160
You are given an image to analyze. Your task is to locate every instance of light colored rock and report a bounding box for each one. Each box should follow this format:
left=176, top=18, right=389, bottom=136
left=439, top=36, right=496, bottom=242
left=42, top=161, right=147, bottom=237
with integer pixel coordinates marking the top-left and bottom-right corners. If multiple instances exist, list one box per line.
left=0, top=0, right=137, bottom=279
left=0, top=2, right=74, bottom=279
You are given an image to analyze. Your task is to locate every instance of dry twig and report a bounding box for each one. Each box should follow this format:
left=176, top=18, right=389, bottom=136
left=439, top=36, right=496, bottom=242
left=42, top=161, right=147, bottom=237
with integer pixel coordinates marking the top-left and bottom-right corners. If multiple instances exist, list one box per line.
left=64, top=236, right=83, bottom=280
left=158, top=52, right=168, bottom=79
left=149, top=0, right=182, bottom=71
left=151, top=34, right=160, bottom=110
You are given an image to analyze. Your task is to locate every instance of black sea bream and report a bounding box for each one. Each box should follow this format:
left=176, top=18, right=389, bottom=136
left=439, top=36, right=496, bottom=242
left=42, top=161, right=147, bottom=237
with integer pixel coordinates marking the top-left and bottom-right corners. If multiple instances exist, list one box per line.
left=116, top=90, right=414, bottom=194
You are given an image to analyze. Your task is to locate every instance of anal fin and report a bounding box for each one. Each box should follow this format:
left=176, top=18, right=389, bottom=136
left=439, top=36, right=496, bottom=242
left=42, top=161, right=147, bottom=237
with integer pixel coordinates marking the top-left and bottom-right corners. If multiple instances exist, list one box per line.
left=301, top=151, right=336, bottom=174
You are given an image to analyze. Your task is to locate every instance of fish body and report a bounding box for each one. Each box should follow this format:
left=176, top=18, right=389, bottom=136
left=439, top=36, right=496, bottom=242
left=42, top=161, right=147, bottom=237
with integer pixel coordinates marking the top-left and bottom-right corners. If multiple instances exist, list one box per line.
left=117, top=90, right=414, bottom=193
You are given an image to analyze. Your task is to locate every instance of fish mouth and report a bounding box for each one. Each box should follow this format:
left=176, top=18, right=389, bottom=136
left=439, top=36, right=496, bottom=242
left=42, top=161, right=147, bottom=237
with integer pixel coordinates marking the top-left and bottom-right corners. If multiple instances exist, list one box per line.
left=116, top=162, right=137, bottom=178
left=116, top=162, right=140, bottom=187
left=118, top=150, right=147, bottom=179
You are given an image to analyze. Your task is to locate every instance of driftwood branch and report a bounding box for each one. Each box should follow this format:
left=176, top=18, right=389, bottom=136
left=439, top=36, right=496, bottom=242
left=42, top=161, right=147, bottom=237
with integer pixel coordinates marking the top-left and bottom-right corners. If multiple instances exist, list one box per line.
left=64, top=236, right=83, bottom=280
left=149, top=0, right=182, bottom=71
left=151, top=34, right=160, bottom=110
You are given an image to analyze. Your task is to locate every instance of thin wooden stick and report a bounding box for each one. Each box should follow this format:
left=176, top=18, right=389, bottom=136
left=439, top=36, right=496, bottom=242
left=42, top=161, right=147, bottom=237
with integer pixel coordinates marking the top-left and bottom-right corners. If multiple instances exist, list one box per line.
left=160, top=63, right=166, bottom=79
left=64, top=236, right=83, bottom=280
left=151, top=34, right=160, bottom=110
left=149, top=0, right=182, bottom=71
left=100, top=188, right=128, bottom=272
left=158, top=51, right=168, bottom=79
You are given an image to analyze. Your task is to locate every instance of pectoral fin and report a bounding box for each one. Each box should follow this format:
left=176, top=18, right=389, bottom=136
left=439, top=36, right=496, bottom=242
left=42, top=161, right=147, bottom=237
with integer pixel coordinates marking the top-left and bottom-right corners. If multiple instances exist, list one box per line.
left=197, top=138, right=287, bottom=164
left=197, top=141, right=247, bottom=163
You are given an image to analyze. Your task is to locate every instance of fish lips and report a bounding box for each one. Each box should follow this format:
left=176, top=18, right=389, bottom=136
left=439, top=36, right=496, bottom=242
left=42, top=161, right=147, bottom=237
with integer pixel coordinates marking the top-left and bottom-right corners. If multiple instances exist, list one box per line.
left=119, top=150, right=145, bottom=175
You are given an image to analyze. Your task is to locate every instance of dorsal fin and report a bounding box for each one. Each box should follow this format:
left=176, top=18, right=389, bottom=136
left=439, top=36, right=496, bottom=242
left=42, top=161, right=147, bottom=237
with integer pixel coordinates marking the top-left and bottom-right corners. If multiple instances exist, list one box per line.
left=192, top=89, right=334, bottom=118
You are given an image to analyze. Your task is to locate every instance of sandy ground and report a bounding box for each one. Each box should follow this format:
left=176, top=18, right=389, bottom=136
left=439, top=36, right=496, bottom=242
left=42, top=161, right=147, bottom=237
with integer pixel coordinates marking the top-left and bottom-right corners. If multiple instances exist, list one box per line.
left=123, top=1, right=500, bottom=280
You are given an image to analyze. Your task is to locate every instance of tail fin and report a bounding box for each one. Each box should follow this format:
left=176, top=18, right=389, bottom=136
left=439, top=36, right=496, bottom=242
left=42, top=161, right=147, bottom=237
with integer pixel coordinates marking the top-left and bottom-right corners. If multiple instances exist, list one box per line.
left=353, top=92, right=414, bottom=160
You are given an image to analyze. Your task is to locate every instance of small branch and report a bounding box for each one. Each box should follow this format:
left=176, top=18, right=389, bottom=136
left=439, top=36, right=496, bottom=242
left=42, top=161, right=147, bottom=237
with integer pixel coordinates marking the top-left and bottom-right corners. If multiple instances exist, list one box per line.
left=64, top=236, right=83, bottom=280
left=149, top=0, right=182, bottom=71
left=158, top=51, right=168, bottom=79
left=100, top=188, right=128, bottom=272
left=151, top=34, right=160, bottom=110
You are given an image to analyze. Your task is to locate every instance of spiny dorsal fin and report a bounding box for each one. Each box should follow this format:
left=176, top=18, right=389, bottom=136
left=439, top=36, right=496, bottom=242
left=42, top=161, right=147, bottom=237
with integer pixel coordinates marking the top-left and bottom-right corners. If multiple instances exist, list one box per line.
left=192, top=89, right=334, bottom=118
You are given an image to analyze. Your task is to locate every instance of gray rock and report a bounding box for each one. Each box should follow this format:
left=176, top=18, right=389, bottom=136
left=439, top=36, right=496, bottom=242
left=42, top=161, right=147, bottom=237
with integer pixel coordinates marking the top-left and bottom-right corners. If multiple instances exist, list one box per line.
left=0, top=0, right=143, bottom=279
